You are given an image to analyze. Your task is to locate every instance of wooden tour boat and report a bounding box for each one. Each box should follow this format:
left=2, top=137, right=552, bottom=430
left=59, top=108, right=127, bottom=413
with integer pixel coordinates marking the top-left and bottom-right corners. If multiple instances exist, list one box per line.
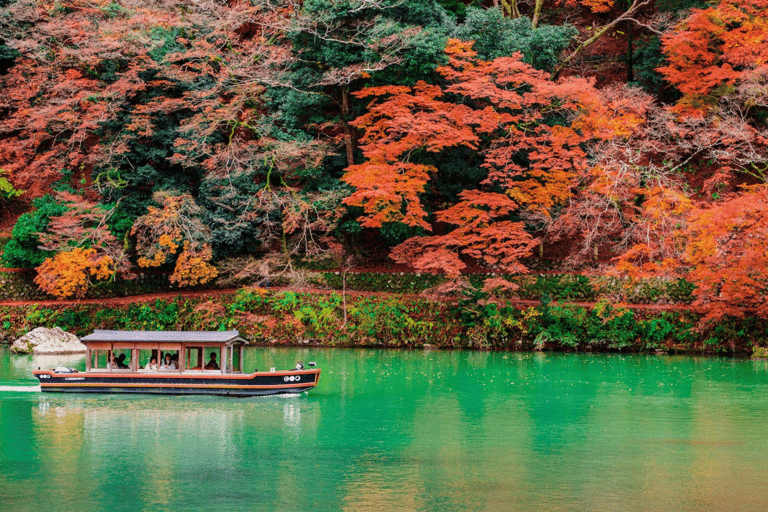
left=32, top=330, right=321, bottom=397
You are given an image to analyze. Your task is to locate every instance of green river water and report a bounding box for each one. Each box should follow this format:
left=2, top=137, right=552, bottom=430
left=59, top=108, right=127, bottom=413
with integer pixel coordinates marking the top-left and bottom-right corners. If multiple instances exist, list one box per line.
left=2, top=347, right=768, bottom=511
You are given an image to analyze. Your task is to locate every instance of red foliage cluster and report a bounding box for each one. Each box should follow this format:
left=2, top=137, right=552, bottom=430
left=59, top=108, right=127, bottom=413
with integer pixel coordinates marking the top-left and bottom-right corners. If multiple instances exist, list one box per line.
left=659, top=0, right=768, bottom=114
left=345, top=39, right=642, bottom=277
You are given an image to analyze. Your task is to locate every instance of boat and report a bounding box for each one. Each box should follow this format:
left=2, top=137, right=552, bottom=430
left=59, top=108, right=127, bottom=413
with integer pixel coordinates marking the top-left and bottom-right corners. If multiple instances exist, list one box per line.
left=32, top=330, right=321, bottom=397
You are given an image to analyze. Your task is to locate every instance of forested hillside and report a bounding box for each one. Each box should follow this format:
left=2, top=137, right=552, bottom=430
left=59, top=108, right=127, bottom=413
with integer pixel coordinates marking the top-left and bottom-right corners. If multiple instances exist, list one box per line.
left=0, top=0, right=767, bottom=324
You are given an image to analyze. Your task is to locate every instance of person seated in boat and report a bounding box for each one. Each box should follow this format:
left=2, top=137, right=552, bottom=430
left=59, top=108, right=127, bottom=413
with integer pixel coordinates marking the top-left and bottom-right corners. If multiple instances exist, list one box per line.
left=170, top=354, right=179, bottom=370
left=145, top=357, right=158, bottom=370
left=161, top=353, right=175, bottom=370
left=204, top=352, right=219, bottom=370
left=116, top=353, right=129, bottom=369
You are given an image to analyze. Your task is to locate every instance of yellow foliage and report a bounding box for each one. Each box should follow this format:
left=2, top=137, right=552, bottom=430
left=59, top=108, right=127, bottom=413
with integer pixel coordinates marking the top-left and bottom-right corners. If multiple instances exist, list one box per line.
left=169, top=242, right=218, bottom=287
left=136, top=232, right=182, bottom=268
left=137, top=250, right=167, bottom=268
left=158, top=233, right=179, bottom=254
left=34, top=248, right=114, bottom=299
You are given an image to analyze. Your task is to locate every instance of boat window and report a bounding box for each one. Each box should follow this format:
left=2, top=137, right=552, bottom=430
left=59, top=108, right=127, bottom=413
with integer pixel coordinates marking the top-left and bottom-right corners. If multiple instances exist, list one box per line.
left=204, top=347, right=221, bottom=371
left=138, top=349, right=160, bottom=371
left=185, top=346, right=203, bottom=370
left=110, top=349, right=132, bottom=370
left=183, top=347, right=221, bottom=371
left=159, top=351, right=181, bottom=371
left=231, top=345, right=242, bottom=373
left=90, top=349, right=106, bottom=370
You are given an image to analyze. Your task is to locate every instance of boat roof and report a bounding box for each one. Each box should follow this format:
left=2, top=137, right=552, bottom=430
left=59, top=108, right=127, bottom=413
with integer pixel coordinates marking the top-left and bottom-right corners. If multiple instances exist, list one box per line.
left=81, top=330, right=248, bottom=345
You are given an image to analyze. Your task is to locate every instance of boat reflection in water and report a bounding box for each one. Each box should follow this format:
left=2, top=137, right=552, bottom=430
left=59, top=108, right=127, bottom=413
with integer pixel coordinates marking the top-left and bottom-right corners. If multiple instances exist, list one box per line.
left=30, top=392, right=320, bottom=508
left=32, top=330, right=321, bottom=397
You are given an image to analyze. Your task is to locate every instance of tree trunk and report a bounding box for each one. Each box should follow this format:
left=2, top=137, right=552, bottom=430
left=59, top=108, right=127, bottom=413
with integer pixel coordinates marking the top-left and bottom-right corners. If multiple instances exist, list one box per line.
left=551, top=0, right=649, bottom=80
left=499, top=0, right=519, bottom=18
left=626, top=21, right=634, bottom=82
left=532, top=0, right=544, bottom=29
left=341, top=86, right=355, bottom=168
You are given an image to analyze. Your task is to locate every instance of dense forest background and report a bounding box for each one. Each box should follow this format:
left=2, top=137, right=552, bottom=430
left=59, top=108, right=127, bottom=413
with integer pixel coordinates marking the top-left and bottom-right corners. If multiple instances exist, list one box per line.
left=0, top=0, right=767, bottom=324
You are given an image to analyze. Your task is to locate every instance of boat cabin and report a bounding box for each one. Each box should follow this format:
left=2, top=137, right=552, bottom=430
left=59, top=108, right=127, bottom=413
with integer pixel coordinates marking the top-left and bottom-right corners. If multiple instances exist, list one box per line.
left=80, top=330, right=248, bottom=374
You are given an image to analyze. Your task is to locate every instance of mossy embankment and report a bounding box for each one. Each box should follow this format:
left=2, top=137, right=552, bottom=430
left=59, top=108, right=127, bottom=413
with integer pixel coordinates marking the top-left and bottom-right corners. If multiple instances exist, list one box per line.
left=1, top=285, right=766, bottom=354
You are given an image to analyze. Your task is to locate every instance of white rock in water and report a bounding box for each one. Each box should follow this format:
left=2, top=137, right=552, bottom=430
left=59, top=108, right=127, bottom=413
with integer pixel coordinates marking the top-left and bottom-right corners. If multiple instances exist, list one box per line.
left=10, top=327, right=86, bottom=355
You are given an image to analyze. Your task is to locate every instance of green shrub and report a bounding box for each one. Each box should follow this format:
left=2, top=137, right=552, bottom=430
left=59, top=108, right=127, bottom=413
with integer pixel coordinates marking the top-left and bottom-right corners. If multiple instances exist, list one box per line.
left=638, top=316, right=676, bottom=350
left=2, top=195, right=67, bottom=268
left=530, top=301, right=589, bottom=349
left=453, top=8, right=577, bottom=71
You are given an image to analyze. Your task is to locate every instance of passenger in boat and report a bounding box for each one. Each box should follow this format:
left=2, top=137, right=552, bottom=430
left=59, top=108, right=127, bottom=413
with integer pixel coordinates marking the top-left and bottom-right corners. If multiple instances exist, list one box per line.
left=170, top=354, right=179, bottom=370
left=116, top=354, right=129, bottom=369
left=204, top=352, right=219, bottom=370
left=161, top=353, right=174, bottom=370
left=145, top=357, right=158, bottom=370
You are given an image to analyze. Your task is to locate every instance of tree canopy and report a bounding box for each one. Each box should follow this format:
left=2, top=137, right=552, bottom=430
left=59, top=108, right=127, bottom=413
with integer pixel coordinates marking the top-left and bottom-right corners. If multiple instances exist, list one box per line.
left=0, top=0, right=766, bottom=322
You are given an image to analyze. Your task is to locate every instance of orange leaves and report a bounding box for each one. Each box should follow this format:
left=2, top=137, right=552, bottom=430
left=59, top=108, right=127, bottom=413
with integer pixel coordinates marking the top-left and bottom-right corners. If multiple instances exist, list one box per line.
left=346, top=39, right=639, bottom=276
left=131, top=191, right=215, bottom=286
left=169, top=242, right=218, bottom=287
left=35, top=248, right=114, bottom=299
left=352, top=80, right=480, bottom=160
left=343, top=160, right=434, bottom=229
left=659, top=0, right=768, bottom=113
left=346, top=77, right=482, bottom=229
left=613, top=185, right=768, bottom=321
left=26, top=191, right=132, bottom=298
left=558, top=0, right=615, bottom=13
left=347, top=39, right=611, bottom=230
left=390, top=191, right=536, bottom=277
left=390, top=241, right=467, bottom=277
left=132, top=192, right=205, bottom=266
left=577, top=0, right=615, bottom=13
left=390, top=218, right=536, bottom=277
left=680, top=185, right=768, bottom=320
left=570, top=87, right=647, bottom=141
left=23, top=191, right=131, bottom=298
left=436, top=190, right=519, bottom=225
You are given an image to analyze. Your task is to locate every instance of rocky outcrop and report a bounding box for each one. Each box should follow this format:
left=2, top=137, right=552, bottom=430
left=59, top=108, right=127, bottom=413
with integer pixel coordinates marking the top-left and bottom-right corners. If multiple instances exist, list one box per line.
left=10, top=327, right=86, bottom=354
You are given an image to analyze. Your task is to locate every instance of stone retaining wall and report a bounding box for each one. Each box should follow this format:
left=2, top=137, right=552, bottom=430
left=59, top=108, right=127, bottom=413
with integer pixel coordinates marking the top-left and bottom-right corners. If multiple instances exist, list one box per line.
left=0, top=270, right=48, bottom=301
left=0, top=269, right=174, bottom=300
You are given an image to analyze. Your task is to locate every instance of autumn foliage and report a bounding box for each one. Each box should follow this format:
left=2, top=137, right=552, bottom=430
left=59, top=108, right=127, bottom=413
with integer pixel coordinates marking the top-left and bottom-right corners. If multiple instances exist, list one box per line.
left=29, top=190, right=131, bottom=298
left=131, top=192, right=217, bottom=286
left=37, top=191, right=131, bottom=274
left=2, top=0, right=768, bottom=335
left=345, top=39, right=642, bottom=277
left=681, top=186, right=768, bottom=320
left=659, top=0, right=768, bottom=113
left=169, top=242, right=218, bottom=288
left=34, top=247, right=114, bottom=299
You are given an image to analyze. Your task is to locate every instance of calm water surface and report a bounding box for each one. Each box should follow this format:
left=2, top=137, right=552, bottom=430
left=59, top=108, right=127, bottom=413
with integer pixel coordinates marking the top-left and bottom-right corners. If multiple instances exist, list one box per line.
left=2, top=347, right=768, bottom=511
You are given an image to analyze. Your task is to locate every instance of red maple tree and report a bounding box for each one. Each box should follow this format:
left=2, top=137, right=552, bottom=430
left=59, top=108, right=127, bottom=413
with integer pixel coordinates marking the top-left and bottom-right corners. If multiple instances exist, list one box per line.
left=659, top=0, right=768, bottom=114
left=345, top=39, right=642, bottom=277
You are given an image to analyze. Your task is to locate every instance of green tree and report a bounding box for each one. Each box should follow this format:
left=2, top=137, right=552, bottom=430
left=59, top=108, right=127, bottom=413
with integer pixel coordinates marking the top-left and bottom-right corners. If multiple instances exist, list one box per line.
left=2, top=195, right=67, bottom=268
left=266, top=0, right=454, bottom=167
left=452, top=7, right=576, bottom=71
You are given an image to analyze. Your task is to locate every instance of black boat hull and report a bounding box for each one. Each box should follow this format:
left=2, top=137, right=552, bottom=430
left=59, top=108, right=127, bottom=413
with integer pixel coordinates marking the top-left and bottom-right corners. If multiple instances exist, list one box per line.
left=33, top=369, right=321, bottom=397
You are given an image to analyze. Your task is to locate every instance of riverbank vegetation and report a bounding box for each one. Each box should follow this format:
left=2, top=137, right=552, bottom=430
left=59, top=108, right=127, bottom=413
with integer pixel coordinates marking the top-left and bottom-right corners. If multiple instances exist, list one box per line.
left=1, top=0, right=767, bottom=352
left=1, top=288, right=766, bottom=354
